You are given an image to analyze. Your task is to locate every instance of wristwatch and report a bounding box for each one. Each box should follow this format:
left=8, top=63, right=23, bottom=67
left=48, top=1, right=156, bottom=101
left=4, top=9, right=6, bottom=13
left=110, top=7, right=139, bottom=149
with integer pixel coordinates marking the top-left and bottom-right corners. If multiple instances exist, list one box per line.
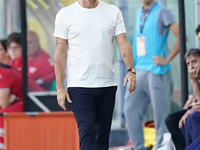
left=127, top=68, right=136, bottom=74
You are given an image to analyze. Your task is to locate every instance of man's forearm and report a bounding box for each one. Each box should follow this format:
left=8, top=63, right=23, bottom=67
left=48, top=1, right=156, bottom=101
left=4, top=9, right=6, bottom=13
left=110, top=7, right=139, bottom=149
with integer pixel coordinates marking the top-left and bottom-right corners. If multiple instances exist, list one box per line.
left=115, top=33, right=135, bottom=69
left=55, top=44, right=67, bottom=89
left=165, top=23, right=180, bottom=64
left=165, top=37, right=179, bottom=63
left=191, top=79, right=200, bottom=100
left=55, top=50, right=66, bottom=89
left=120, top=42, right=135, bottom=69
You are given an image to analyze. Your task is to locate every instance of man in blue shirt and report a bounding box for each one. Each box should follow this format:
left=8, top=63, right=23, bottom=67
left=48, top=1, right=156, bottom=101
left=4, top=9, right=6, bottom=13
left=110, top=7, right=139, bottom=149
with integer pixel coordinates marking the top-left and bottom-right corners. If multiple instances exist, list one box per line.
left=124, top=0, right=180, bottom=149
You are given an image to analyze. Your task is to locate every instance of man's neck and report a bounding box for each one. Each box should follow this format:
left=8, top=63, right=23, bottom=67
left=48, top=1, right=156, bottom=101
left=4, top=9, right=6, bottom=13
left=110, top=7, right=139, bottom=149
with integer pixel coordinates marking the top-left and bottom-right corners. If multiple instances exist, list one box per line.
left=143, top=0, right=154, bottom=9
left=29, top=49, right=41, bottom=60
left=79, top=0, right=99, bottom=8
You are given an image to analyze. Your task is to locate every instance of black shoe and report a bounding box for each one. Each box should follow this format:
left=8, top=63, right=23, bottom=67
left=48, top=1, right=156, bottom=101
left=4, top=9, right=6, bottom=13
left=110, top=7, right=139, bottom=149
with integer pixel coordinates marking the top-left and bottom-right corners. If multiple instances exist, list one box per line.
left=145, top=145, right=153, bottom=150
left=132, top=145, right=153, bottom=150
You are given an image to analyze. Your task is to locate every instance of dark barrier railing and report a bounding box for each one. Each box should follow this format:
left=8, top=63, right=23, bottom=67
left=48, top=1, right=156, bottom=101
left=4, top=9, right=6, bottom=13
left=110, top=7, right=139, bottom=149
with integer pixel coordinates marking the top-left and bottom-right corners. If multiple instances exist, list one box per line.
left=20, top=0, right=28, bottom=111
left=178, top=0, right=188, bottom=106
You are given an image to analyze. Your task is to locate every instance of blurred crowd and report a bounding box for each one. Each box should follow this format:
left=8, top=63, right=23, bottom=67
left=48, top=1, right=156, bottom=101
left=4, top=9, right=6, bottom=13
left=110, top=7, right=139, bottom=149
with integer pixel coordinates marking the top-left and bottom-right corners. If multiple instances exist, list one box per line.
left=0, top=30, right=56, bottom=110
left=0, top=31, right=55, bottom=149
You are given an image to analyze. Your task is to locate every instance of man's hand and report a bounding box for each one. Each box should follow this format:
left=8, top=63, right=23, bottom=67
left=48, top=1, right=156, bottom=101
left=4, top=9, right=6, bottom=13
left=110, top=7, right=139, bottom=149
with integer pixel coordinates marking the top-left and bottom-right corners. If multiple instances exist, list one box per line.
left=188, top=68, right=200, bottom=80
left=152, top=55, right=167, bottom=66
left=57, top=88, right=72, bottom=111
left=192, top=98, right=200, bottom=112
left=123, top=72, right=137, bottom=93
left=179, top=109, right=193, bottom=129
left=183, top=97, right=194, bottom=110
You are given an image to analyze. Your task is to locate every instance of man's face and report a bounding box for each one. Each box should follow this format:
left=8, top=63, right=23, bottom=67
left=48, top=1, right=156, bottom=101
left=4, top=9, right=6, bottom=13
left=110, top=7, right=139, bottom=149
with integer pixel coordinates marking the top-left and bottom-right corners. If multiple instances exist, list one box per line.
left=197, top=32, right=200, bottom=42
left=27, top=33, right=40, bottom=57
left=0, top=43, right=7, bottom=62
left=140, top=0, right=154, bottom=5
left=186, top=55, right=200, bottom=71
left=7, top=42, right=22, bottom=60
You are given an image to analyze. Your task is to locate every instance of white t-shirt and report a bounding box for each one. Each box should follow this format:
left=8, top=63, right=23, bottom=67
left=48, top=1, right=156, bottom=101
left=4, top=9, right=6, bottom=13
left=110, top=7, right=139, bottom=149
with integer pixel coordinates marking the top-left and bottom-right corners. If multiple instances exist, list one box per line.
left=54, top=1, right=126, bottom=88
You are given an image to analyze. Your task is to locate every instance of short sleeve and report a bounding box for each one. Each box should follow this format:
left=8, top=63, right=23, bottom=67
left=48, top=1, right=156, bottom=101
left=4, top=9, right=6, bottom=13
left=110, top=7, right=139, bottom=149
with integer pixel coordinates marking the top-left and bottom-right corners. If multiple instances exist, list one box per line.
left=159, top=7, right=175, bottom=27
left=0, top=69, right=12, bottom=89
left=115, top=9, right=126, bottom=36
left=53, top=9, right=68, bottom=39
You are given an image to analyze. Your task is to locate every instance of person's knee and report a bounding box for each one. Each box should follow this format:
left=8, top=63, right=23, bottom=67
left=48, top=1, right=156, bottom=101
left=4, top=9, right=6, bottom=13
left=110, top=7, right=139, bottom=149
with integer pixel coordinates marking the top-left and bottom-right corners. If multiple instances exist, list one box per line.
left=165, top=114, right=175, bottom=127
left=196, top=134, right=200, bottom=144
left=78, top=121, right=95, bottom=136
left=124, top=104, right=138, bottom=119
left=190, top=112, right=200, bottom=121
left=124, top=104, right=130, bottom=116
left=124, top=100, right=133, bottom=116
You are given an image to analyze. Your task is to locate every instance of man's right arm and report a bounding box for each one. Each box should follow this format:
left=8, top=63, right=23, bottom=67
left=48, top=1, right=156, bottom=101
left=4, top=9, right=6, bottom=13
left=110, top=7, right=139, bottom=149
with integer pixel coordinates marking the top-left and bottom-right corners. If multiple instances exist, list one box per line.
left=55, top=38, right=67, bottom=89
left=55, top=38, right=71, bottom=111
left=183, top=96, right=194, bottom=110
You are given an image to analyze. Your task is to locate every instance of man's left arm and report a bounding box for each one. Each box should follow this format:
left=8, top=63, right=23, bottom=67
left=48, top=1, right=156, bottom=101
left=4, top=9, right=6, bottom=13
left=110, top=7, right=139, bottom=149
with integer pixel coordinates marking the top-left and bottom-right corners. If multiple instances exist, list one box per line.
left=153, top=22, right=180, bottom=66
left=115, top=33, right=136, bottom=93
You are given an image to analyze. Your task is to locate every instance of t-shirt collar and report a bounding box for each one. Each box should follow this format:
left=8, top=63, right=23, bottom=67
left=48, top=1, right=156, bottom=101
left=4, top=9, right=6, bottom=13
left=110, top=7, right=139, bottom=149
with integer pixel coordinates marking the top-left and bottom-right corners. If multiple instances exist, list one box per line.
left=77, top=0, right=100, bottom=10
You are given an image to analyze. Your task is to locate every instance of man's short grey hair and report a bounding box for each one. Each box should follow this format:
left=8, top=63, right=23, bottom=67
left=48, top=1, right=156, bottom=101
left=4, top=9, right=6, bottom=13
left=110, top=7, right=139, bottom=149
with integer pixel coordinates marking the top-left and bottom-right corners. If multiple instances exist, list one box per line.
left=184, top=48, right=200, bottom=60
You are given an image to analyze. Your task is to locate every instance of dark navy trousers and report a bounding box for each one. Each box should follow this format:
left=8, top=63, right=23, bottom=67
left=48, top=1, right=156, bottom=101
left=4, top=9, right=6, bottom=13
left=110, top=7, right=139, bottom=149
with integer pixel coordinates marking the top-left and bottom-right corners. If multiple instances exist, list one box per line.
left=165, top=110, right=187, bottom=150
left=182, top=112, right=200, bottom=150
left=68, top=86, right=117, bottom=150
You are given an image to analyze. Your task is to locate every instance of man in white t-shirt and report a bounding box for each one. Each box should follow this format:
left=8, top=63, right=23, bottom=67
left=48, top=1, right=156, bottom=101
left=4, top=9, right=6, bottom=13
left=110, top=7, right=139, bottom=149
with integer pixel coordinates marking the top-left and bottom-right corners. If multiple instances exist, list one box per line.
left=54, top=0, right=136, bottom=150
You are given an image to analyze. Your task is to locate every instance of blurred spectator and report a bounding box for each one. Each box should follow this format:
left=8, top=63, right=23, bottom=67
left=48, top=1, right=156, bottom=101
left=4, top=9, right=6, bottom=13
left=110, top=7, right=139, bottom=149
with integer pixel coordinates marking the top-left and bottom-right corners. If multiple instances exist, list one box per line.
left=124, top=0, right=179, bottom=149
left=166, top=25, right=200, bottom=150
left=6, top=31, right=55, bottom=91
left=6, top=32, right=44, bottom=92
left=7, top=33, right=22, bottom=69
left=166, top=49, right=200, bottom=150
left=0, top=63, right=23, bottom=108
left=0, top=40, right=9, bottom=64
left=179, top=49, right=200, bottom=150
left=0, top=63, right=23, bottom=149
left=165, top=109, right=187, bottom=149
left=196, top=25, right=200, bottom=41
left=27, top=31, right=55, bottom=91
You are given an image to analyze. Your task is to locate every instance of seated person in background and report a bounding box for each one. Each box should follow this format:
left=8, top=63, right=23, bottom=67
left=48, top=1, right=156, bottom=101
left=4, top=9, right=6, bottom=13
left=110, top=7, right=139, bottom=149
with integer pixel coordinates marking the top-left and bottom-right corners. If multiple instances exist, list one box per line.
left=6, top=32, right=44, bottom=92
left=27, top=31, right=55, bottom=91
left=7, top=33, right=22, bottom=69
left=179, top=49, right=200, bottom=150
left=0, top=63, right=23, bottom=108
left=196, top=24, right=200, bottom=41
left=165, top=48, right=200, bottom=150
left=0, top=63, right=23, bottom=149
left=0, top=39, right=9, bottom=65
